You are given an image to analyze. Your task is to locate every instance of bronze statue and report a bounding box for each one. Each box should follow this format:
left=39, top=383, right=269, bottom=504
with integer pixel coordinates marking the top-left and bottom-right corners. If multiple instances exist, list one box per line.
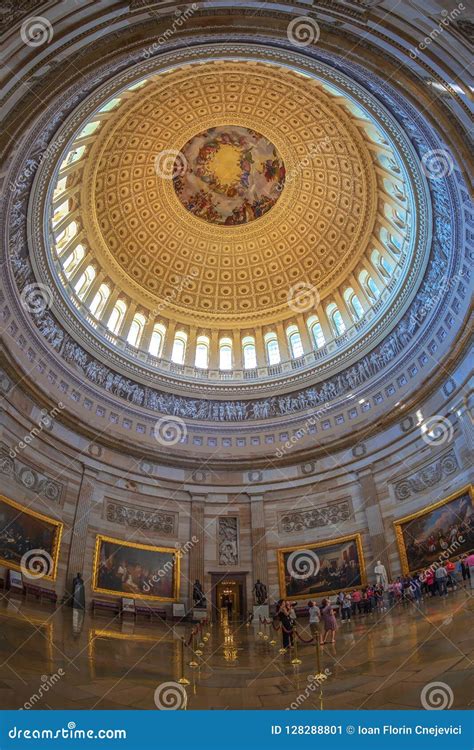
left=253, top=579, right=267, bottom=605
left=193, top=579, right=206, bottom=608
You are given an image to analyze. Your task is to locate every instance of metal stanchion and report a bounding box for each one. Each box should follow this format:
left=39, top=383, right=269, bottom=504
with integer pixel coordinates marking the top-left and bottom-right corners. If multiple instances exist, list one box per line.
left=178, top=637, right=191, bottom=685
left=291, top=626, right=302, bottom=665
left=188, top=630, right=199, bottom=668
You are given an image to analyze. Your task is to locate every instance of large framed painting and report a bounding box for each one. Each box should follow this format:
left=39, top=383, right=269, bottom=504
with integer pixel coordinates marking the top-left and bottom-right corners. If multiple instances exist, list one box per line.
left=278, top=533, right=366, bottom=601
left=0, top=494, right=62, bottom=581
left=92, top=535, right=180, bottom=601
left=394, top=484, right=474, bottom=575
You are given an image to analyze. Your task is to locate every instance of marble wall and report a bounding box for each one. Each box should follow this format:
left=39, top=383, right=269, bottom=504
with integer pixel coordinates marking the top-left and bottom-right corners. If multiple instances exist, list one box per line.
left=1, top=350, right=471, bottom=615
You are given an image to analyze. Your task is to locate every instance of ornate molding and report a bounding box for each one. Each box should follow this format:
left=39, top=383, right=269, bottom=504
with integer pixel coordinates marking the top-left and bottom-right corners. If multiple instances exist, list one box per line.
left=104, top=499, right=177, bottom=535
left=0, top=441, right=64, bottom=505
left=1, top=41, right=470, bottom=444
left=393, top=448, right=459, bottom=502
left=279, top=499, right=352, bottom=533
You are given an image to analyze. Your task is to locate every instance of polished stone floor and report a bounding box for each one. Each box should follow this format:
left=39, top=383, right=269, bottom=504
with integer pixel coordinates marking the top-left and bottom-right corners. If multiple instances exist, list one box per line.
left=0, top=587, right=472, bottom=710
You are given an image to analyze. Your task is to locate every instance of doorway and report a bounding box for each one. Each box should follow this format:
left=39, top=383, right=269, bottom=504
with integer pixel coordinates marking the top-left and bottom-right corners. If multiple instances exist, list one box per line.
left=210, top=572, right=248, bottom=621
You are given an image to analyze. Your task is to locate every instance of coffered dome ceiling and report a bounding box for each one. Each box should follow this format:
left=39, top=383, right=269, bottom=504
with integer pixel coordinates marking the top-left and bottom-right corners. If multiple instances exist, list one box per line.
left=2, top=3, right=470, bottom=464
left=86, top=61, right=376, bottom=323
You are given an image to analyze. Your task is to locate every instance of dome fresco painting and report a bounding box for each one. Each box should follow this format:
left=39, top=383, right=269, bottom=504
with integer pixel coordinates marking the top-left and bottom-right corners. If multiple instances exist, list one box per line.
left=174, top=126, right=286, bottom=225
left=0, top=0, right=472, bottom=721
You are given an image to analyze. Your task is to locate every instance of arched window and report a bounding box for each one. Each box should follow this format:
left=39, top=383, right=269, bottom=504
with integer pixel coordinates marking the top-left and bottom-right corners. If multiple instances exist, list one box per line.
left=74, top=265, right=96, bottom=299
left=367, top=276, right=380, bottom=299
left=63, top=244, right=85, bottom=276
left=307, top=316, right=325, bottom=349
left=89, top=283, right=110, bottom=318
left=264, top=332, right=280, bottom=365
left=56, top=221, right=78, bottom=251
left=171, top=331, right=187, bottom=364
left=53, top=176, right=67, bottom=199
left=327, top=303, right=346, bottom=336
left=219, top=337, right=233, bottom=370
left=359, top=271, right=380, bottom=301
left=343, top=289, right=364, bottom=322
left=381, top=227, right=402, bottom=255
left=195, top=335, right=209, bottom=369
left=52, top=199, right=69, bottom=227
left=287, top=325, right=304, bottom=359
left=127, top=313, right=146, bottom=348
left=107, top=300, right=127, bottom=334
left=78, top=121, right=100, bottom=138
left=380, top=255, right=393, bottom=277
left=149, top=324, right=165, bottom=357
left=59, top=146, right=86, bottom=171
left=242, top=336, right=257, bottom=369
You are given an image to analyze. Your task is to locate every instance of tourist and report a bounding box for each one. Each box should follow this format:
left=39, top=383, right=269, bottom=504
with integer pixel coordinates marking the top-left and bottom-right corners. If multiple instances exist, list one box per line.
left=289, top=602, right=297, bottom=626
left=446, top=560, right=458, bottom=591
left=387, top=581, right=396, bottom=607
left=351, top=588, right=362, bottom=615
left=341, top=593, right=352, bottom=621
left=375, top=584, right=385, bottom=611
left=320, top=598, right=337, bottom=644
left=426, top=570, right=437, bottom=597
left=435, top=564, right=448, bottom=596
left=460, top=556, right=470, bottom=584
left=308, top=600, right=320, bottom=638
left=410, top=574, right=422, bottom=603
left=277, top=600, right=293, bottom=650
left=394, top=578, right=403, bottom=602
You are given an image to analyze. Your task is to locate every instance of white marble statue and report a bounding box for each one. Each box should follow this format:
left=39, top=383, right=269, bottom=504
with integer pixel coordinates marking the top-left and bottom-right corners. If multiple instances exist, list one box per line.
left=374, top=560, right=388, bottom=588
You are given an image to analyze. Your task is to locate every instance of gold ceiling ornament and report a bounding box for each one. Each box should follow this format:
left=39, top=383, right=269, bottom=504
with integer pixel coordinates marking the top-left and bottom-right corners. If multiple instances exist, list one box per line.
left=82, top=60, right=377, bottom=325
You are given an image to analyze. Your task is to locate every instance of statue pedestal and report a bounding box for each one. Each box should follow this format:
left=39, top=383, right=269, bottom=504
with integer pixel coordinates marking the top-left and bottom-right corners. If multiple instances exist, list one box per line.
left=192, top=608, right=208, bottom=621
left=253, top=604, right=270, bottom=621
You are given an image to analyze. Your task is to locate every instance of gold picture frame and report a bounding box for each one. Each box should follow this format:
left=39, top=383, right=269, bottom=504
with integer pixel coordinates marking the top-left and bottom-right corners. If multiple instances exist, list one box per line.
left=0, top=494, right=63, bottom=581
left=277, top=532, right=366, bottom=601
left=92, top=534, right=180, bottom=602
left=394, top=484, right=473, bottom=575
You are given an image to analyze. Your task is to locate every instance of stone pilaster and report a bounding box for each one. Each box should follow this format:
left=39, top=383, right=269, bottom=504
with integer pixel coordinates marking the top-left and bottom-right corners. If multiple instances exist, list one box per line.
left=187, top=494, right=206, bottom=605
left=357, top=468, right=392, bottom=579
left=249, top=494, right=268, bottom=595
left=65, top=465, right=99, bottom=593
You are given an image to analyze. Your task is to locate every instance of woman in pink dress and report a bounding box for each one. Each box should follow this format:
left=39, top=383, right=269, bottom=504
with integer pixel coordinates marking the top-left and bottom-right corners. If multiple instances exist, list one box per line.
left=320, top=598, right=337, bottom=644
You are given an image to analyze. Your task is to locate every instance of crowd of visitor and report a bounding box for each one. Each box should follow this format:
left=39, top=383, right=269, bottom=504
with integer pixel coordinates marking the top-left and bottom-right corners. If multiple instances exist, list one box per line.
left=274, top=555, right=472, bottom=651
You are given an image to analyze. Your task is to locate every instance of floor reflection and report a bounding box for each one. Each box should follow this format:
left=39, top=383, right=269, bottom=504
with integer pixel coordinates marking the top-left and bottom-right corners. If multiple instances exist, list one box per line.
left=0, top=589, right=472, bottom=709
